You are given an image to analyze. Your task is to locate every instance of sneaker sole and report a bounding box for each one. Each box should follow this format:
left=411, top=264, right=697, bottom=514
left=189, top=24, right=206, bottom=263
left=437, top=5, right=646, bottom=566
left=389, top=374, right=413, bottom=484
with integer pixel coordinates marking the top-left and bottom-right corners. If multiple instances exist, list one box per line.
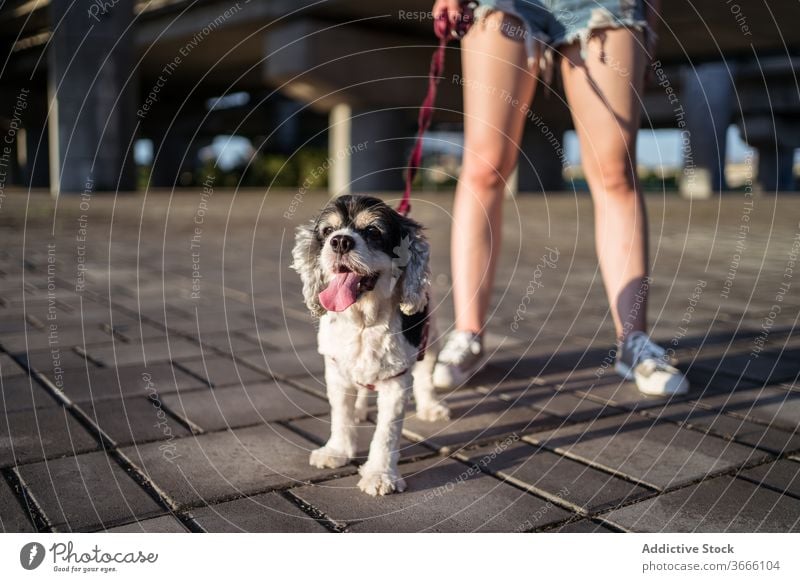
left=432, top=358, right=483, bottom=390
left=615, top=360, right=690, bottom=396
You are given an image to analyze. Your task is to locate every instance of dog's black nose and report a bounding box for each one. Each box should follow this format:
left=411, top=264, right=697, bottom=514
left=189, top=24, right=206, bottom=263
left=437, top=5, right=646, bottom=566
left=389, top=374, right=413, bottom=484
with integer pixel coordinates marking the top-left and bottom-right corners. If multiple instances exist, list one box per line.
left=330, top=234, right=354, bottom=254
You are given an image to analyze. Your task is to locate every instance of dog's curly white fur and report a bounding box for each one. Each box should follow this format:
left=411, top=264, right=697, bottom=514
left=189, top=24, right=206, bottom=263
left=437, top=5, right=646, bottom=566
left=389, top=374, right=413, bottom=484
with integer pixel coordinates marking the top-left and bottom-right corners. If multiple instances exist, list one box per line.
left=292, top=195, right=449, bottom=495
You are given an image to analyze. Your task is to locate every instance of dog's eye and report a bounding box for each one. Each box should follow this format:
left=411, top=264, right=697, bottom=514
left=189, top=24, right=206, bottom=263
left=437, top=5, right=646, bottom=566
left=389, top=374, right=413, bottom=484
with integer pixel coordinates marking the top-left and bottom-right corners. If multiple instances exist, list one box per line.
left=321, top=226, right=333, bottom=238
left=364, top=226, right=381, bottom=239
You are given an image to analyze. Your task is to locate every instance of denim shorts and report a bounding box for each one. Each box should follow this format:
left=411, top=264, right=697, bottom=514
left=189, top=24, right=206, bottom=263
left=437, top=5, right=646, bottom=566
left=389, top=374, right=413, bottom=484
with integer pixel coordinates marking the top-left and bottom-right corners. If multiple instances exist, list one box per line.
left=474, top=0, right=650, bottom=70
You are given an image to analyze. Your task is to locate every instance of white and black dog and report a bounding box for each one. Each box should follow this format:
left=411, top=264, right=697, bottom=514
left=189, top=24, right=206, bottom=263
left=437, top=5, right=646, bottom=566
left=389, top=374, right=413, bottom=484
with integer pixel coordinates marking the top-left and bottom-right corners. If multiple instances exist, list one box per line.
left=292, top=195, right=449, bottom=495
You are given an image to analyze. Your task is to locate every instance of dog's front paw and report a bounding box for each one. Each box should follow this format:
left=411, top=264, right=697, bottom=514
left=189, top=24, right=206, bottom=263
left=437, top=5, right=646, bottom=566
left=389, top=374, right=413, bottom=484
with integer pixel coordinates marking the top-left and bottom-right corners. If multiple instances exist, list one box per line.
left=309, top=446, right=351, bottom=469
left=416, top=402, right=450, bottom=422
left=357, top=470, right=407, bottom=496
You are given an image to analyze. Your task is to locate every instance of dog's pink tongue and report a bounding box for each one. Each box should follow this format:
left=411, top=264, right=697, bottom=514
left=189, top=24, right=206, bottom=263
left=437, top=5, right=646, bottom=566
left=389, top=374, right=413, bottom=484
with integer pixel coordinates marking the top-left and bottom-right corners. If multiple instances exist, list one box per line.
left=319, top=272, right=361, bottom=312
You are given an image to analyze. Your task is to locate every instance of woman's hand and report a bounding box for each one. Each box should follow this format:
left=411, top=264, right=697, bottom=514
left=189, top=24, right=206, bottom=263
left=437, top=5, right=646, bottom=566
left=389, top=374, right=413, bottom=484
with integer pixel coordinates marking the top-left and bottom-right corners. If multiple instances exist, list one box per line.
left=433, top=0, right=462, bottom=26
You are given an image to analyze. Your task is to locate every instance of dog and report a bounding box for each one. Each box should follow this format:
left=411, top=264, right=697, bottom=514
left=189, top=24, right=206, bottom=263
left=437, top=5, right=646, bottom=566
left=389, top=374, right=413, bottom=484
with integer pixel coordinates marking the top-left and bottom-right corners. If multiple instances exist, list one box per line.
left=291, top=194, right=450, bottom=495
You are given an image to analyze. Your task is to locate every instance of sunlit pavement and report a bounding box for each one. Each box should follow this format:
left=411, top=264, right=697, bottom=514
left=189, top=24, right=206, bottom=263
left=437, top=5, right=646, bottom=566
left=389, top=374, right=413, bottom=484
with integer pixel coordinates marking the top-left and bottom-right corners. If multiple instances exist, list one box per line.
left=0, top=188, right=798, bottom=532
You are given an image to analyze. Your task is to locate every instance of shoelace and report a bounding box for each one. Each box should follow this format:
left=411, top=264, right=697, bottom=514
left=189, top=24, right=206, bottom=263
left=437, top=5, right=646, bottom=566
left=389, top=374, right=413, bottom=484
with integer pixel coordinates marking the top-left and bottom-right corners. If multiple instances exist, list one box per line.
left=627, top=333, right=672, bottom=372
left=439, top=332, right=480, bottom=365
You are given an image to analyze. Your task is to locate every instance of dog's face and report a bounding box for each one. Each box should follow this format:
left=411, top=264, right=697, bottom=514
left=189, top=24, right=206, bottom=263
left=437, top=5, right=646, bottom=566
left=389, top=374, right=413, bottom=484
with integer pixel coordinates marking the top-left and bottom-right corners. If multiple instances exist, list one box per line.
left=292, top=195, right=430, bottom=317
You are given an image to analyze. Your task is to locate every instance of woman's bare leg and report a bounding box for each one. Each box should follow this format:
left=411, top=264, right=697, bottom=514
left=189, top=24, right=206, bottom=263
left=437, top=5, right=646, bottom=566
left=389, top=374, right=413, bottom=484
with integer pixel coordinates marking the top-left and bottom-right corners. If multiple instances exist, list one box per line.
left=452, top=12, right=538, bottom=334
left=559, top=28, right=648, bottom=341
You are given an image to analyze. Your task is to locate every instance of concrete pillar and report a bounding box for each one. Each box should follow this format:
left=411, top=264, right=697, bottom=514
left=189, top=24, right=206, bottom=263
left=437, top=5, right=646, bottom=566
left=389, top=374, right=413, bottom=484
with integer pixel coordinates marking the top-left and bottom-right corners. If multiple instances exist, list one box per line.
left=48, top=0, right=136, bottom=194
left=679, top=62, right=736, bottom=198
left=328, top=105, right=411, bottom=195
left=738, top=115, right=799, bottom=193
left=756, top=145, right=795, bottom=192
left=328, top=104, right=351, bottom=196
left=24, top=119, right=50, bottom=188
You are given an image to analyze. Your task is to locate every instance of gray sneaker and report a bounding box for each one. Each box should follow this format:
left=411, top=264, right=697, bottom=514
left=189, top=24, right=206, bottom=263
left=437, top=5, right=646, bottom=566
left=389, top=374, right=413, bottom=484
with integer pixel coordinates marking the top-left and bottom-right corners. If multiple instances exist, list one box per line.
left=615, top=331, right=690, bottom=396
left=433, top=330, right=483, bottom=389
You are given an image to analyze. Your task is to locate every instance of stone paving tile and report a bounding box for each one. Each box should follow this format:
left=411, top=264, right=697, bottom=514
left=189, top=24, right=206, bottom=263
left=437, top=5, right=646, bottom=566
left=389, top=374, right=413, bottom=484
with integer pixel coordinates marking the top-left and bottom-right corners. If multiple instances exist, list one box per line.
left=678, top=364, right=764, bottom=396
left=84, top=338, right=204, bottom=367
left=486, top=345, right=616, bottom=381
left=285, top=374, right=327, bottom=397
left=603, top=475, right=800, bottom=532
left=122, top=424, right=343, bottom=509
left=0, top=353, right=26, bottom=377
left=1, top=375, right=61, bottom=413
left=0, top=315, right=36, bottom=334
left=645, top=402, right=800, bottom=455
left=690, top=386, right=800, bottom=433
left=194, top=331, right=261, bottom=353
left=239, top=324, right=319, bottom=351
left=693, top=349, right=800, bottom=385
left=0, top=475, right=35, bottom=532
left=401, top=390, right=563, bottom=454
left=557, top=376, right=685, bottom=412
left=738, top=459, right=800, bottom=498
left=293, top=456, right=573, bottom=532
left=524, top=412, right=764, bottom=490
left=0, top=326, right=117, bottom=352
left=105, top=515, right=188, bottom=532
left=237, top=348, right=325, bottom=379
left=174, top=354, right=271, bottom=387
left=462, top=441, right=651, bottom=512
left=84, top=397, right=191, bottom=446
left=162, top=382, right=328, bottom=431
left=192, top=491, right=328, bottom=532
left=0, top=407, right=98, bottom=468
left=17, top=451, right=163, bottom=532
left=289, top=415, right=433, bottom=463
left=15, top=348, right=102, bottom=372
left=486, top=379, right=625, bottom=425
left=165, top=315, right=256, bottom=337
left=551, top=519, right=616, bottom=533
left=110, top=322, right=173, bottom=341
left=39, top=362, right=210, bottom=404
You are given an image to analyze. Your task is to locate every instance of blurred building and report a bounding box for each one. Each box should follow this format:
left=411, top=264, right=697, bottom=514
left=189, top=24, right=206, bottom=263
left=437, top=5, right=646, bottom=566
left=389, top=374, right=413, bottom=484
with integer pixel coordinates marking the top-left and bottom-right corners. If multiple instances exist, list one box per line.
left=0, top=0, right=797, bottom=196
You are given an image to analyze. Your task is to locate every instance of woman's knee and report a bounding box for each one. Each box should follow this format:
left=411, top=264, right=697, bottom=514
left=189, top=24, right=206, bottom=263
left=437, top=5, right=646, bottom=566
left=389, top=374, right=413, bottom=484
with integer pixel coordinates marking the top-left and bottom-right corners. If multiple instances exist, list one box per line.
left=584, top=158, right=637, bottom=199
left=460, top=157, right=512, bottom=195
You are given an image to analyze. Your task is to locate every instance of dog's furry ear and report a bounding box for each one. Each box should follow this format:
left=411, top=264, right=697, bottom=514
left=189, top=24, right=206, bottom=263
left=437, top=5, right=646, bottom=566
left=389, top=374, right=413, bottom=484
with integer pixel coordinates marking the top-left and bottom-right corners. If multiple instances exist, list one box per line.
left=396, top=215, right=431, bottom=315
left=291, top=221, right=326, bottom=318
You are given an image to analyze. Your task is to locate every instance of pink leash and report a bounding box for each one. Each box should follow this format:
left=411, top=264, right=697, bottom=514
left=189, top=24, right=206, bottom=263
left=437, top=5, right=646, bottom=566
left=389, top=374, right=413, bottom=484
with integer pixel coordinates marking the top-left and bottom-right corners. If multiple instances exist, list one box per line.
left=396, top=3, right=476, bottom=217
left=395, top=4, right=476, bottom=365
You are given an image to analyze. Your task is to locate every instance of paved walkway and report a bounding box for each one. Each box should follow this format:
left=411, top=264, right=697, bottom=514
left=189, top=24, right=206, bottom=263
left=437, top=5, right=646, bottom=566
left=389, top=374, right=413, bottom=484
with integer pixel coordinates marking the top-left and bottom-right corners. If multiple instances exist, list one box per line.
left=0, top=188, right=798, bottom=533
